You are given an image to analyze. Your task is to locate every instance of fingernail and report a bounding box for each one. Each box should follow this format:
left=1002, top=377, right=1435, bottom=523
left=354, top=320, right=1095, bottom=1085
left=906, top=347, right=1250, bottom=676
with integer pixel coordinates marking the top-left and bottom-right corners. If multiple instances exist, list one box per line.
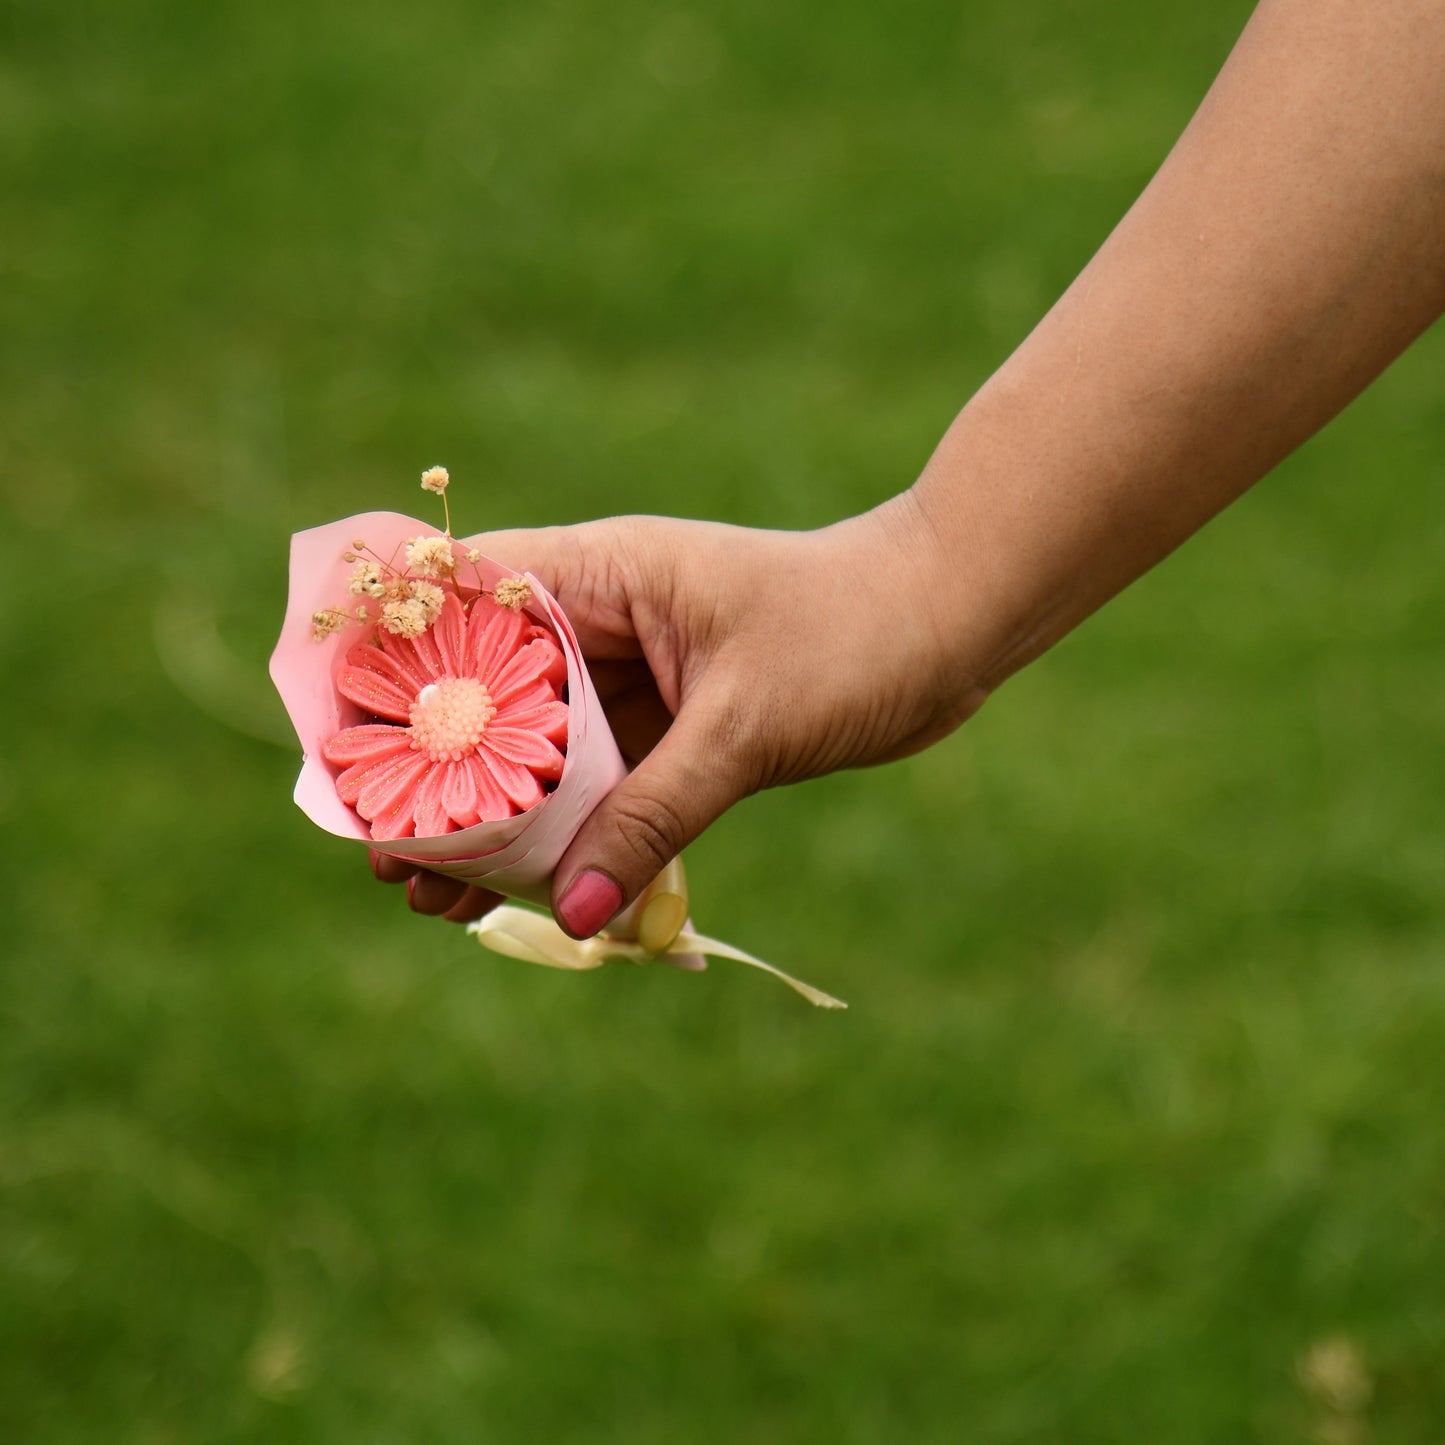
left=557, top=869, right=624, bottom=938
left=638, top=891, right=688, bottom=955
left=406, top=874, right=420, bottom=911
left=369, top=849, right=383, bottom=880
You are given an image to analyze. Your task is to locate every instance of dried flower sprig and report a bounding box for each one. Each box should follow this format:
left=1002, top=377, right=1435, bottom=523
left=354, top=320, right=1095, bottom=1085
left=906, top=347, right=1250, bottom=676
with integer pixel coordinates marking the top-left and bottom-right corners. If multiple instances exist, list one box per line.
left=306, top=467, right=531, bottom=643
left=310, top=607, right=352, bottom=642
left=405, top=535, right=458, bottom=579
left=494, top=577, right=533, bottom=611
left=420, top=465, right=452, bottom=535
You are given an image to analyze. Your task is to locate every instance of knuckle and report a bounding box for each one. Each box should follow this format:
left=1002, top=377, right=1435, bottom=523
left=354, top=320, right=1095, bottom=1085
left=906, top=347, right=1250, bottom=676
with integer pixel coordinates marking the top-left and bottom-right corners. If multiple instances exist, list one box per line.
left=548, top=519, right=659, bottom=628
left=609, top=788, right=689, bottom=875
left=693, top=685, right=778, bottom=795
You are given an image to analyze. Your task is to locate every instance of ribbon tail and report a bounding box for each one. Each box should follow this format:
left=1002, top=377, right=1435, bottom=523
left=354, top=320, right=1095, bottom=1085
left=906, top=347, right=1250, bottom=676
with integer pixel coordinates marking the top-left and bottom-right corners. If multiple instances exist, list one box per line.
left=470, top=907, right=847, bottom=1009
left=468, top=905, right=609, bottom=971
left=668, top=931, right=848, bottom=1010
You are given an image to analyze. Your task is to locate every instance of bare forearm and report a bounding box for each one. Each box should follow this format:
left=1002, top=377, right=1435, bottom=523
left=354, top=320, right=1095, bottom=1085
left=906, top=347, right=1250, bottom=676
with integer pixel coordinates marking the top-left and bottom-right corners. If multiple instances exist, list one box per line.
left=910, top=0, right=1445, bottom=693
left=392, top=1, right=1444, bottom=920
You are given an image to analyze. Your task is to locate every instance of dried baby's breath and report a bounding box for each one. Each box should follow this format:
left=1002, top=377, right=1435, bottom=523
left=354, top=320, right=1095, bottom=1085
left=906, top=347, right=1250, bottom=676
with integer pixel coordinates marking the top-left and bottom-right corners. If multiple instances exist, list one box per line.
left=408, top=580, right=445, bottom=624
left=308, top=465, right=489, bottom=644
left=347, top=561, right=386, bottom=597
left=381, top=598, right=430, bottom=639
left=406, top=535, right=457, bottom=578
left=311, top=608, right=349, bottom=642
left=494, top=577, right=532, bottom=610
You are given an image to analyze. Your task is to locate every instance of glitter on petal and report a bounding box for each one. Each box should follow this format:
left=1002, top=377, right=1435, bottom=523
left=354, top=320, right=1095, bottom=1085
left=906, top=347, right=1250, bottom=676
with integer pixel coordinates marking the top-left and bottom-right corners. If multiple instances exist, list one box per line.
left=323, top=593, right=569, bottom=838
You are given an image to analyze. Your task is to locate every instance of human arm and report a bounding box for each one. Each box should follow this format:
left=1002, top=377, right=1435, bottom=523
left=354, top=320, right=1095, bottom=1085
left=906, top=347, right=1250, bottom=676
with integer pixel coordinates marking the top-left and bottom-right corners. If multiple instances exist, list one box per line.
left=909, top=0, right=1445, bottom=692
left=396, top=0, right=1445, bottom=938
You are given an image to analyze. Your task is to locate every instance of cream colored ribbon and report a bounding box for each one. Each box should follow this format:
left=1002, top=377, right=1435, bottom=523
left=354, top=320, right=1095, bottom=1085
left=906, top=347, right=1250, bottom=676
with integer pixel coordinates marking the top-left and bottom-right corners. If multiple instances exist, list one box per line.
left=467, top=904, right=847, bottom=1010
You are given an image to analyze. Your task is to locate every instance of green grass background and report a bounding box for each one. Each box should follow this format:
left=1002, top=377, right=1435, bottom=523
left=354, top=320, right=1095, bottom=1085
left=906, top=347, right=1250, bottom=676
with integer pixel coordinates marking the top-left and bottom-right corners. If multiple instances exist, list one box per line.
left=4, top=0, right=1444, bottom=1440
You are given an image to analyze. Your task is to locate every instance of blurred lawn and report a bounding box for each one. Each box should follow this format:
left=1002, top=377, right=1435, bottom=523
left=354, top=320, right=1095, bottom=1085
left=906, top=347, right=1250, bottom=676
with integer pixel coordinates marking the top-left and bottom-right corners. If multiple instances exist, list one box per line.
left=4, top=0, right=1444, bottom=1440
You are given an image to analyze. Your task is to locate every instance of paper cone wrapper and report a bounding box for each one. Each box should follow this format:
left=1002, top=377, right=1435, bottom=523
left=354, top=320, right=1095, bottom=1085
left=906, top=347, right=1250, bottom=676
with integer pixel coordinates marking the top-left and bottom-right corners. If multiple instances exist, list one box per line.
left=270, top=511, right=846, bottom=1007
left=269, top=512, right=625, bottom=910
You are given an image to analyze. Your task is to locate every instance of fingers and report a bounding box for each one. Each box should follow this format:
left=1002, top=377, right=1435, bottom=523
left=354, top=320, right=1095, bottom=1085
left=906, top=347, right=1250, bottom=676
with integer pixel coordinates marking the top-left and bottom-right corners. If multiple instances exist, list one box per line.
left=406, top=870, right=468, bottom=916
left=441, top=885, right=506, bottom=924
left=370, top=849, right=418, bottom=884
left=369, top=849, right=503, bottom=927
left=550, top=702, right=746, bottom=938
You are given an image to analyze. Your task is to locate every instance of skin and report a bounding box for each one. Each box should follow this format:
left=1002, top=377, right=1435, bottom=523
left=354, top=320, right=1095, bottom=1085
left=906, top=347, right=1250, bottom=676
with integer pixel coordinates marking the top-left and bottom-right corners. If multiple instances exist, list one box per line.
left=381, top=0, right=1445, bottom=938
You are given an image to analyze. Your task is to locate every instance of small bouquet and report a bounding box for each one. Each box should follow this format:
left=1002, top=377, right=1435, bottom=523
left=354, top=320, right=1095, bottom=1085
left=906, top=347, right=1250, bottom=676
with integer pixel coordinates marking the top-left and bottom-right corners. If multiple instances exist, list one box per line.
left=270, top=467, right=844, bottom=1008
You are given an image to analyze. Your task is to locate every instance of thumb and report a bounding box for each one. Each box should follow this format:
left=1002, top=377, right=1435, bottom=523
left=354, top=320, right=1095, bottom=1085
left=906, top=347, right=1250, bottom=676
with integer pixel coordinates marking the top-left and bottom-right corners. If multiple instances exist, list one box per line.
left=551, top=701, right=748, bottom=939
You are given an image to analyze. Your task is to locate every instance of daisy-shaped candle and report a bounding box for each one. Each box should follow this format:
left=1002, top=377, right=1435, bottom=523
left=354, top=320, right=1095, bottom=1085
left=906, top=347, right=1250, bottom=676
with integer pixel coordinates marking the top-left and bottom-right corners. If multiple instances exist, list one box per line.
left=324, top=590, right=568, bottom=838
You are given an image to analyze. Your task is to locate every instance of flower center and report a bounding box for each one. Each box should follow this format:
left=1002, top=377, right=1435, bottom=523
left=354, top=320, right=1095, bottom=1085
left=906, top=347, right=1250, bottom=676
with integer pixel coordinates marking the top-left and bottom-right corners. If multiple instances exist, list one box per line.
left=408, top=678, right=496, bottom=762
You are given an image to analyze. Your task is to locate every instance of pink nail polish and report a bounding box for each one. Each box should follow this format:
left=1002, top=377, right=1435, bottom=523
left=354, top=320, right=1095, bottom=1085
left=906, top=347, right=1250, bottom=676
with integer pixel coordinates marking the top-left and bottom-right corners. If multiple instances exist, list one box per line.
left=557, top=869, right=624, bottom=938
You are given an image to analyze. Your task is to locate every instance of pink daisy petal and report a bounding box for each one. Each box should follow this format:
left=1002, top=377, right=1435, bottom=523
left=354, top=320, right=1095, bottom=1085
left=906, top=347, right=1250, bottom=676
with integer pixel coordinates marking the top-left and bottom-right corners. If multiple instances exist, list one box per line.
left=335, top=756, right=383, bottom=806
left=478, top=746, right=545, bottom=810
left=529, top=634, right=568, bottom=689
left=489, top=638, right=567, bottom=707
left=490, top=677, right=559, bottom=718
left=432, top=592, right=468, bottom=677
left=410, top=763, right=451, bottom=838
left=465, top=754, right=517, bottom=821
left=484, top=726, right=565, bottom=780
left=410, top=616, right=445, bottom=681
left=360, top=753, right=434, bottom=839
left=336, top=747, right=422, bottom=808
left=380, top=630, right=442, bottom=687
left=441, top=760, right=482, bottom=828
left=370, top=808, right=418, bottom=842
left=337, top=654, right=418, bottom=723
left=493, top=698, right=569, bottom=745
left=354, top=750, right=428, bottom=817
left=322, top=724, right=412, bottom=767
left=465, top=601, right=528, bottom=683
left=350, top=639, right=428, bottom=697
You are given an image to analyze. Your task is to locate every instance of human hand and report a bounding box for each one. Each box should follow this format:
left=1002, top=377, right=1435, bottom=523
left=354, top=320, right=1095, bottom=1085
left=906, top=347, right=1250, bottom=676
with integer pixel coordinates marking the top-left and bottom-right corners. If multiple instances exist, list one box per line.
left=372, top=497, right=987, bottom=935
left=379, top=499, right=987, bottom=940
left=369, top=848, right=505, bottom=924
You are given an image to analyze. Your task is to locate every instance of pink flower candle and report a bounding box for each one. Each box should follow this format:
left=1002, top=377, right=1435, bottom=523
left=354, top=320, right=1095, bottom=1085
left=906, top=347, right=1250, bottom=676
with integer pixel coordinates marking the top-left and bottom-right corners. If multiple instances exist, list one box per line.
left=323, top=591, right=569, bottom=839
